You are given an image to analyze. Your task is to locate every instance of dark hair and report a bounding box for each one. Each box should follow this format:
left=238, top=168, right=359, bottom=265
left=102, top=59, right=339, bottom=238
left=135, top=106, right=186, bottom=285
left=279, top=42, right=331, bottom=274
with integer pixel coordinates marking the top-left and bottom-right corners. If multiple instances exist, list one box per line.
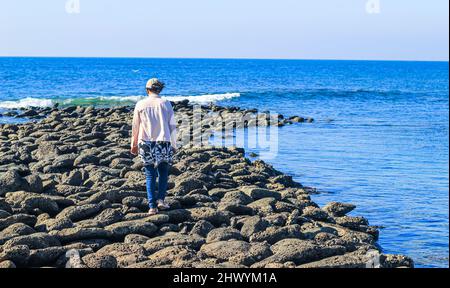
left=147, top=81, right=165, bottom=94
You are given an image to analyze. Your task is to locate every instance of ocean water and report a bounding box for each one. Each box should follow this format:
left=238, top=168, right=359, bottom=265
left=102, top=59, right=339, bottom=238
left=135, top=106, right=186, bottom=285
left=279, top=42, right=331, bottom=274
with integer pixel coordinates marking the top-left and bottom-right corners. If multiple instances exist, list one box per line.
left=0, top=58, right=448, bottom=267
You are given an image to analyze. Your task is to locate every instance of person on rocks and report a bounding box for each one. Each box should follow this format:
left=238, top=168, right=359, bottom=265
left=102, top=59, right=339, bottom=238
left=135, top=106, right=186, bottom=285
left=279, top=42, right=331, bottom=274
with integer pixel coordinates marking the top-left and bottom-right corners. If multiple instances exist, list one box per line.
left=130, top=78, right=177, bottom=215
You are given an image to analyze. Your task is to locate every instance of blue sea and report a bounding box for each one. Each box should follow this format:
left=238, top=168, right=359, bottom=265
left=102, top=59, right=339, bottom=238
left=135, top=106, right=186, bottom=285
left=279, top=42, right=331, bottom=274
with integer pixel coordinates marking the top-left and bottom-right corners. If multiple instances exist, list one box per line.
left=0, top=57, right=448, bottom=268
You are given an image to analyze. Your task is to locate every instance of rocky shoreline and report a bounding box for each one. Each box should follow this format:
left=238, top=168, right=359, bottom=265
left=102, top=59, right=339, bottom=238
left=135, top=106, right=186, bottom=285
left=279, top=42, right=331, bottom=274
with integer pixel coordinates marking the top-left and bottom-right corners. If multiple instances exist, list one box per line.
left=0, top=101, right=413, bottom=268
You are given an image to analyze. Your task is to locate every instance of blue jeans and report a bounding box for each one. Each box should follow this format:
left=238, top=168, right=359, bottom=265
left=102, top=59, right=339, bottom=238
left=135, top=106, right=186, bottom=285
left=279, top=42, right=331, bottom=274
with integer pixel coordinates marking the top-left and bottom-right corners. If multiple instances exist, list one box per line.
left=144, top=163, right=169, bottom=209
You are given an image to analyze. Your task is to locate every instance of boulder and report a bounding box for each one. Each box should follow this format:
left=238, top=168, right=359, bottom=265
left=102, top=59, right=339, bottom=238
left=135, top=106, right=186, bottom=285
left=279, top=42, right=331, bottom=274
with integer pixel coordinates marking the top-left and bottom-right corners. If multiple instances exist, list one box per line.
left=124, top=234, right=150, bottom=245
left=274, top=201, right=298, bottom=213
left=122, top=213, right=170, bottom=226
left=178, top=194, right=213, bottom=207
left=61, top=239, right=109, bottom=252
left=249, top=224, right=303, bottom=244
left=0, top=223, right=36, bottom=244
left=28, top=247, right=68, bottom=267
left=36, top=217, right=73, bottom=232
left=0, top=214, right=37, bottom=230
left=62, top=170, right=83, bottom=186
left=200, top=240, right=251, bottom=261
left=228, top=242, right=272, bottom=266
left=93, top=208, right=124, bottom=227
left=82, top=253, right=117, bottom=268
left=129, top=246, right=198, bottom=268
left=217, top=202, right=254, bottom=216
left=189, top=220, right=215, bottom=237
left=265, top=213, right=289, bottom=226
left=199, top=240, right=272, bottom=266
left=381, top=254, right=414, bottom=268
left=5, top=192, right=60, bottom=215
left=161, top=209, right=192, bottom=224
left=302, top=206, right=331, bottom=221
left=0, top=260, right=16, bottom=268
left=0, top=245, right=30, bottom=267
left=74, top=154, right=99, bottom=166
left=34, top=142, right=61, bottom=161
left=174, top=175, right=207, bottom=194
left=105, top=221, right=158, bottom=239
left=52, top=227, right=112, bottom=243
left=252, top=238, right=345, bottom=267
left=188, top=207, right=230, bottom=226
left=323, top=202, right=356, bottom=217
left=247, top=197, right=276, bottom=215
left=24, top=174, right=44, bottom=193
left=0, top=198, right=13, bottom=213
left=239, top=186, right=281, bottom=200
left=206, top=227, right=243, bottom=243
left=221, top=191, right=254, bottom=205
left=0, top=171, right=28, bottom=196
left=56, top=203, right=102, bottom=222
left=52, top=154, right=77, bottom=170
left=122, top=196, right=148, bottom=210
left=2, top=233, right=61, bottom=250
left=240, top=216, right=269, bottom=239
left=144, top=233, right=205, bottom=254
left=334, top=216, right=369, bottom=230
left=296, top=248, right=408, bottom=268
left=96, top=243, right=147, bottom=268
left=207, top=188, right=232, bottom=198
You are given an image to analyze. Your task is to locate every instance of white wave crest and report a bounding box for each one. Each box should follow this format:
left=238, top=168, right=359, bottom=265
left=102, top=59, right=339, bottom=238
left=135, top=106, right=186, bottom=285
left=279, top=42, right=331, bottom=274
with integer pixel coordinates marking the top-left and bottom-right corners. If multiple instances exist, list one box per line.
left=78, top=93, right=241, bottom=104
left=0, top=93, right=241, bottom=109
left=61, top=95, right=145, bottom=105
left=164, top=93, right=241, bottom=103
left=0, top=97, right=54, bottom=109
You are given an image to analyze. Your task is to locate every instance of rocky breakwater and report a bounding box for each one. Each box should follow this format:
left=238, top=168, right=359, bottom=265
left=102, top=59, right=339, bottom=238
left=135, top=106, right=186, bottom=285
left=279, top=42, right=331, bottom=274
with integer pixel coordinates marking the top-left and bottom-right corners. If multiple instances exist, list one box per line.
left=0, top=102, right=413, bottom=268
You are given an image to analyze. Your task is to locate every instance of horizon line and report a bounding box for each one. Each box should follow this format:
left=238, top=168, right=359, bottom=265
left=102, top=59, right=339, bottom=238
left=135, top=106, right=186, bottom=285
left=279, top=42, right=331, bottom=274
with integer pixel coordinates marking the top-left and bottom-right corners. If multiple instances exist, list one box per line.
left=0, top=55, right=448, bottom=63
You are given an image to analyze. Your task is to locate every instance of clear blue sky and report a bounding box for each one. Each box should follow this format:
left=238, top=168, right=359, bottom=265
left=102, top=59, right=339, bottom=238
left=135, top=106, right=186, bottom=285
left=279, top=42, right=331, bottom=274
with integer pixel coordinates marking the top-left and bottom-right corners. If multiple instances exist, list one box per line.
left=1, top=0, right=448, bottom=61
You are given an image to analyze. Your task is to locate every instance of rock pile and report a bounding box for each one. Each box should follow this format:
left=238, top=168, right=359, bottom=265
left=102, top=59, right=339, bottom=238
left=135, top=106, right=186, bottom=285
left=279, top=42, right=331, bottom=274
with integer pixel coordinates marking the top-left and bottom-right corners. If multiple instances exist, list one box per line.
left=0, top=103, right=413, bottom=268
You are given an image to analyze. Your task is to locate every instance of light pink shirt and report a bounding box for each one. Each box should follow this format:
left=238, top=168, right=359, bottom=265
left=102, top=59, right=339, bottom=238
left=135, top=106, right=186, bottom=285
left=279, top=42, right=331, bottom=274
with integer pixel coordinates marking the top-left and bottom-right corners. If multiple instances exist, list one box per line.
left=131, top=95, right=177, bottom=149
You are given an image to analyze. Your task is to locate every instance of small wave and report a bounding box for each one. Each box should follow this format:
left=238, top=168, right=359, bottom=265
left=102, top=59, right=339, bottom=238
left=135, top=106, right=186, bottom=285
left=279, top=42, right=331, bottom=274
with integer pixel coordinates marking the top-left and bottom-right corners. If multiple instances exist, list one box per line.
left=164, top=93, right=241, bottom=103
left=0, top=97, right=54, bottom=109
left=62, top=96, right=145, bottom=106
left=0, top=93, right=241, bottom=109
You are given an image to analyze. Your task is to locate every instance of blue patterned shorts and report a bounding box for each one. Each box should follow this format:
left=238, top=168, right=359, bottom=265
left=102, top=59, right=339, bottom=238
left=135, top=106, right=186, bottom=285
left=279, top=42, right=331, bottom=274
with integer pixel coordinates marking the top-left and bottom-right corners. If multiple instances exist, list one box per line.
left=138, top=141, right=174, bottom=168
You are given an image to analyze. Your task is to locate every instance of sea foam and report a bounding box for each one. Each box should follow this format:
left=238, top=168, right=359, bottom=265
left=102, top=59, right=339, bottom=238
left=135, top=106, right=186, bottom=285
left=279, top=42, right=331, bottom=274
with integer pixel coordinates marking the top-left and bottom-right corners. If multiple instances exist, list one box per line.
left=0, top=93, right=241, bottom=109
left=0, top=98, right=54, bottom=109
left=164, top=92, right=241, bottom=103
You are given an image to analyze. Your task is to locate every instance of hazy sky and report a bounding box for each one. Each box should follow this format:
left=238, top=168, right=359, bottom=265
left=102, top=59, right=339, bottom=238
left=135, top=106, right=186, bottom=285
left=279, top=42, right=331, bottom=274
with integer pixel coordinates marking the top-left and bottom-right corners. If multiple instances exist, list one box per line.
left=1, top=0, right=449, bottom=60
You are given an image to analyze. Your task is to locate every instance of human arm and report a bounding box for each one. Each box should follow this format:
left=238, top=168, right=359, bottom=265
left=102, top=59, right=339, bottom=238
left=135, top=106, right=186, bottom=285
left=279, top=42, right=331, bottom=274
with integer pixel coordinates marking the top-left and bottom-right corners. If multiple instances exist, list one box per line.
left=130, top=106, right=140, bottom=155
left=167, top=102, right=177, bottom=150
